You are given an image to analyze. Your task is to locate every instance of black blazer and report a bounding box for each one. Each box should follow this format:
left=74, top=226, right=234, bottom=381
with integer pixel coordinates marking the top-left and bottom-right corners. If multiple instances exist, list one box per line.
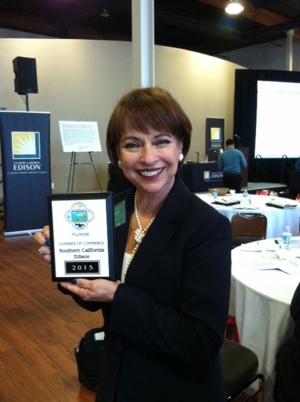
left=273, top=282, right=300, bottom=401
left=68, top=176, right=232, bottom=402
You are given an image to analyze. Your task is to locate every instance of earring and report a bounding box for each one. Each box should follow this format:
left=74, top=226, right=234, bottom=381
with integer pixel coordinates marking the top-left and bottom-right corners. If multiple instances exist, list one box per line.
left=117, top=160, right=122, bottom=168
left=179, top=153, right=184, bottom=162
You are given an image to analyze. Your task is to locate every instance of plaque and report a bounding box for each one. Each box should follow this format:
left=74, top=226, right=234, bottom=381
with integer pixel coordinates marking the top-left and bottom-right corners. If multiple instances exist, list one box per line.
left=48, top=192, right=115, bottom=281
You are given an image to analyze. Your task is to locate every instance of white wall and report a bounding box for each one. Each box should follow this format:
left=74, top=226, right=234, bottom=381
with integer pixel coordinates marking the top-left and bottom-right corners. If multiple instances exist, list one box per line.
left=219, top=37, right=300, bottom=71
left=0, top=37, right=243, bottom=201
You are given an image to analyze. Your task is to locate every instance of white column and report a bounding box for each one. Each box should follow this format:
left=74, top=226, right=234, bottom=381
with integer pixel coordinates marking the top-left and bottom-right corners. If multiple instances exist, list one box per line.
left=131, top=0, right=155, bottom=88
left=286, top=29, right=294, bottom=71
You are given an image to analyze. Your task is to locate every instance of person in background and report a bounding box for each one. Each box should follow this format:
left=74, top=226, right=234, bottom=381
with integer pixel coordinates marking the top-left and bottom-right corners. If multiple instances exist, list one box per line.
left=35, top=87, right=232, bottom=402
left=273, top=282, right=300, bottom=401
left=218, top=138, right=247, bottom=193
left=289, top=156, right=300, bottom=200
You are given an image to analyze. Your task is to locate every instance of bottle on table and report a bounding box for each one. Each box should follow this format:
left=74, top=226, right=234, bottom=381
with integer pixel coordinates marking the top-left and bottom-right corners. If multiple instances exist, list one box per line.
left=281, top=226, right=292, bottom=249
left=212, top=188, right=218, bottom=199
left=242, top=190, right=249, bottom=206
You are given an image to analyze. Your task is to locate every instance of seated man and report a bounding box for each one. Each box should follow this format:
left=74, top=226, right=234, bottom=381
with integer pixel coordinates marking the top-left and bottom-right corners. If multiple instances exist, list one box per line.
left=273, top=282, right=300, bottom=401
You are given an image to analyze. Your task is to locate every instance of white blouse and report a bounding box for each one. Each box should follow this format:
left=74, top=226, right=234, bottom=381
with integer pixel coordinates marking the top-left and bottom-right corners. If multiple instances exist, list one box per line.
left=121, top=252, right=131, bottom=283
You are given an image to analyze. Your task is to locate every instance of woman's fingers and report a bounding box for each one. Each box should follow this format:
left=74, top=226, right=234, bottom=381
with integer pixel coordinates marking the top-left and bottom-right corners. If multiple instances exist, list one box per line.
left=59, top=279, right=120, bottom=302
left=34, top=226, right=51, bottom=263
left=34, top=225, right=50, bottom=244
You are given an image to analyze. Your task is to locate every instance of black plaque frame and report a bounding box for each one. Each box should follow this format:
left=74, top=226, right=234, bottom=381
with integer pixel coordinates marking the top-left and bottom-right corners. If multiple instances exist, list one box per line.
left=48, top=192, right=115, bottom=282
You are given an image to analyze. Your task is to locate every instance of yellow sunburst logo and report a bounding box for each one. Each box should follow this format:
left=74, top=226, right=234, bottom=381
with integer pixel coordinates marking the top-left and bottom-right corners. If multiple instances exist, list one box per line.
left=12, top=132, right=40, bottom=159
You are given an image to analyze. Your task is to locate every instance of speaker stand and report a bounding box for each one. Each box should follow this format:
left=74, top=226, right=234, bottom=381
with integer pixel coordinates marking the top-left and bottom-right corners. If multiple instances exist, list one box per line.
left=67, top=151, right=102, bottom=193
left=25, top=94, right=29, bottom=111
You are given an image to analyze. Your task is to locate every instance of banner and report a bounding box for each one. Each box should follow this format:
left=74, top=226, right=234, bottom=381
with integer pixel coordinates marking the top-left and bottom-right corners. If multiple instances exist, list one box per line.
left=0, top=111, right=51, bottom=236
left=205, top=118, right=224, bottom=161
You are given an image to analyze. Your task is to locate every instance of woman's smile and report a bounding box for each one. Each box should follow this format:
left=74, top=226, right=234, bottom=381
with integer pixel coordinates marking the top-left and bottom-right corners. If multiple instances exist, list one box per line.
left=137, top=167, right=165, bottom=178
left=118, top=128, right=182, bottom=195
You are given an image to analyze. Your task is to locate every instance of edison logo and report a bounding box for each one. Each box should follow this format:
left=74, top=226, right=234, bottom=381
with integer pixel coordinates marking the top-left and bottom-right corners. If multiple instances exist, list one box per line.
left=12, top=132, right=41, bottom=159
left=203, top=171, right=210, bottom=182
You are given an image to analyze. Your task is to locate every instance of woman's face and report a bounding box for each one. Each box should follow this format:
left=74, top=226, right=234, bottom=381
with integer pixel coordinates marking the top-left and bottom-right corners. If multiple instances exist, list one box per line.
left=117, top=127, right=182, bottom=198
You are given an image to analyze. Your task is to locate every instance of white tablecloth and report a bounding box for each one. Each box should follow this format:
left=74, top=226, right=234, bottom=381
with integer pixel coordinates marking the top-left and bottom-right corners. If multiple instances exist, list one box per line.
left=196, top=193, right=300, bottom=238
left=230, top=238, right=300, bottom=401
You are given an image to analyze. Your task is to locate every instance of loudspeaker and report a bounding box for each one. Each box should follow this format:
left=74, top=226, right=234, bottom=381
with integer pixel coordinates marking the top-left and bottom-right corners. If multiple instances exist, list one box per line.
left=13, top=57, right=38, bottom=95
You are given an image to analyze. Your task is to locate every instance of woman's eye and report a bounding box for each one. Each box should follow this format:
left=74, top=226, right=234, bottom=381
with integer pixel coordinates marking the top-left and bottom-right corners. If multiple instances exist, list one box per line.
left=124, top=142, right=139, bottom=149
left=156, top=139, right=171, bottom=146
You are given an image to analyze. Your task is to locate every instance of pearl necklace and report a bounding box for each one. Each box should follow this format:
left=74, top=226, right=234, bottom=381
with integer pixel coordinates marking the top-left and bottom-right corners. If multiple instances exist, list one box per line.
left=134, top=192, right=155, bottom=244
left=123, top=192, right=155, bottom=277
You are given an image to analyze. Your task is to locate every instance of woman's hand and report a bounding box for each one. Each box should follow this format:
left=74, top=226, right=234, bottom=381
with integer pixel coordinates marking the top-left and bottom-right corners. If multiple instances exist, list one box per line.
left=59, top=278, right=120, bottom=302
left=34, top=225, right=51, bottom=262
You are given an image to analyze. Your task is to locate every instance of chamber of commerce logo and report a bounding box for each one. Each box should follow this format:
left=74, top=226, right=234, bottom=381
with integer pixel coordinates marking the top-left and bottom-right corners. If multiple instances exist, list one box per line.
left=12, top=132, right=41, bottom=159
left=65, top=202, right=95, bottom=230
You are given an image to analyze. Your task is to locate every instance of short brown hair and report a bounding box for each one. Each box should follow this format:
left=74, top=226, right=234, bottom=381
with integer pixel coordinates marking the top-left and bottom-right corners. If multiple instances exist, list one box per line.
left=106, top=87, right=192, bottom=167
left=226, top=139, right=235, bottom=146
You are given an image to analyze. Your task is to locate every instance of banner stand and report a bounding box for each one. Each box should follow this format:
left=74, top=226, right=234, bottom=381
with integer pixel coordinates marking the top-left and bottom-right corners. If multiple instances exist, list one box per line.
left=0, top=111, right=51, bottom=236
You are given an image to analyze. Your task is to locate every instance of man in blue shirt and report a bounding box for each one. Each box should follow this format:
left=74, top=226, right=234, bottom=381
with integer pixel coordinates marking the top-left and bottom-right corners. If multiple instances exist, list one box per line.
left=218, top=139, right=247, bottom=193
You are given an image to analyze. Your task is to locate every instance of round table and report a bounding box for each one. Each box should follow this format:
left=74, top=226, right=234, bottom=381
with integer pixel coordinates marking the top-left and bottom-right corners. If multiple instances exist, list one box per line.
left=196, top=193, right=300, bottom=238
left=230, top=238, right=300, bottom=401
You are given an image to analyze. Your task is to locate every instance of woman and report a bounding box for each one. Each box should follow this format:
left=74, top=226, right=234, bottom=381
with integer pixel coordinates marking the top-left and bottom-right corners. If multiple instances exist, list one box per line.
left=35, top=87, right=232, bottom=401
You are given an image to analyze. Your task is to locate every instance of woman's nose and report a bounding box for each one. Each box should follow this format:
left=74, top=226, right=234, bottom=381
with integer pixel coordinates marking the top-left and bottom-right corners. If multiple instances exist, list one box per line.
left=140, top=145, right=157, bottom=163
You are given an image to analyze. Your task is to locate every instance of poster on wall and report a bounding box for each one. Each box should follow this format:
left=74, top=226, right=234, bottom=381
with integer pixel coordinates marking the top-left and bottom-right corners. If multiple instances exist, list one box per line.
left=0, top=111, right=51, bottom=236
left=205, top=118, right=224, bottom=162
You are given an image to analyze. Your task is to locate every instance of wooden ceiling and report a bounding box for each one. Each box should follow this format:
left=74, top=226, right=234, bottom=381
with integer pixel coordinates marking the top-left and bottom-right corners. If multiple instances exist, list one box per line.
left=0, top=0, right=299, bottom=55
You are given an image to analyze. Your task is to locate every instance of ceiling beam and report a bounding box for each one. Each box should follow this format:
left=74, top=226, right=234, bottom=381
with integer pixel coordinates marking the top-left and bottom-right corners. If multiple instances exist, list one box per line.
left=155, top=9, right=244, bottom=42
left=0, top=11, right=130, bottom=40
left=243, top=16, right=300, bottom=41
left=254, top=0, right=280, bottom=9
left=198, top=0, right=300, bottom=38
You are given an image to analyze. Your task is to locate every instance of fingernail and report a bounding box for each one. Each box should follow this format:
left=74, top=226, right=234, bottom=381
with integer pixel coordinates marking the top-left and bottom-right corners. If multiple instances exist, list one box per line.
left=44, top=235, right=51, bottom=246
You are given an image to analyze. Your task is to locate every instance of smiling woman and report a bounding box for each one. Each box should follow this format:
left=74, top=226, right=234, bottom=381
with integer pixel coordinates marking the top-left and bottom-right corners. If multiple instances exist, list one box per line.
left=117, top=128, right=182, bottom=198
left=35, top=87, right=232, bottom=402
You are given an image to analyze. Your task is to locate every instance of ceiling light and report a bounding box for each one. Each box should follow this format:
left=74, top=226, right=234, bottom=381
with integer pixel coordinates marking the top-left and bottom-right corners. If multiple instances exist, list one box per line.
left=100, top=8, right=110, bottom=17
left=225, top=0, right=244, bottom=15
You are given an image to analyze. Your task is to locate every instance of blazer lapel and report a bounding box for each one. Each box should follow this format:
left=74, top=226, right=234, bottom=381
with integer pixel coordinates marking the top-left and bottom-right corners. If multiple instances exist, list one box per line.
left=125, top=176, right=191, bottom=286
left=114, top=189, right=135, bottom=280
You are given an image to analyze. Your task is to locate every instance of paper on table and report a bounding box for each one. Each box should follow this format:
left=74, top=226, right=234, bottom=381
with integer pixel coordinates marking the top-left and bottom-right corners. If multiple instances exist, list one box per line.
left=265, top=200, right=298, bottom=209
left=232, top=205, right=260, bottom=210
left=239, top=243, right=265, bottom=252
left=212, top=200, right=240, bottom=206
left=289, top=239, right=300, bottom=248
left=279, top=259, right=300, bottom=274
left=239, top=258, right=300, bottom=274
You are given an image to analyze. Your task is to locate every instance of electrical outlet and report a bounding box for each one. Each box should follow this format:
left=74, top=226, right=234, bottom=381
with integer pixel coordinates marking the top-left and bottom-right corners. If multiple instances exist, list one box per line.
left=51, top=183, right=55, bottom=190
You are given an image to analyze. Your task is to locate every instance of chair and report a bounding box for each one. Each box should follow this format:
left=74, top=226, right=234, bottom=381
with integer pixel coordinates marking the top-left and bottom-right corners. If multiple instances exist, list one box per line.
left=255, top=190, right=269, bottom=195
left=231, top=213, right=267, bottom=249
left=228, top=213, right=268, bottom=345
left=221, top=338, right=264, bottom=401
